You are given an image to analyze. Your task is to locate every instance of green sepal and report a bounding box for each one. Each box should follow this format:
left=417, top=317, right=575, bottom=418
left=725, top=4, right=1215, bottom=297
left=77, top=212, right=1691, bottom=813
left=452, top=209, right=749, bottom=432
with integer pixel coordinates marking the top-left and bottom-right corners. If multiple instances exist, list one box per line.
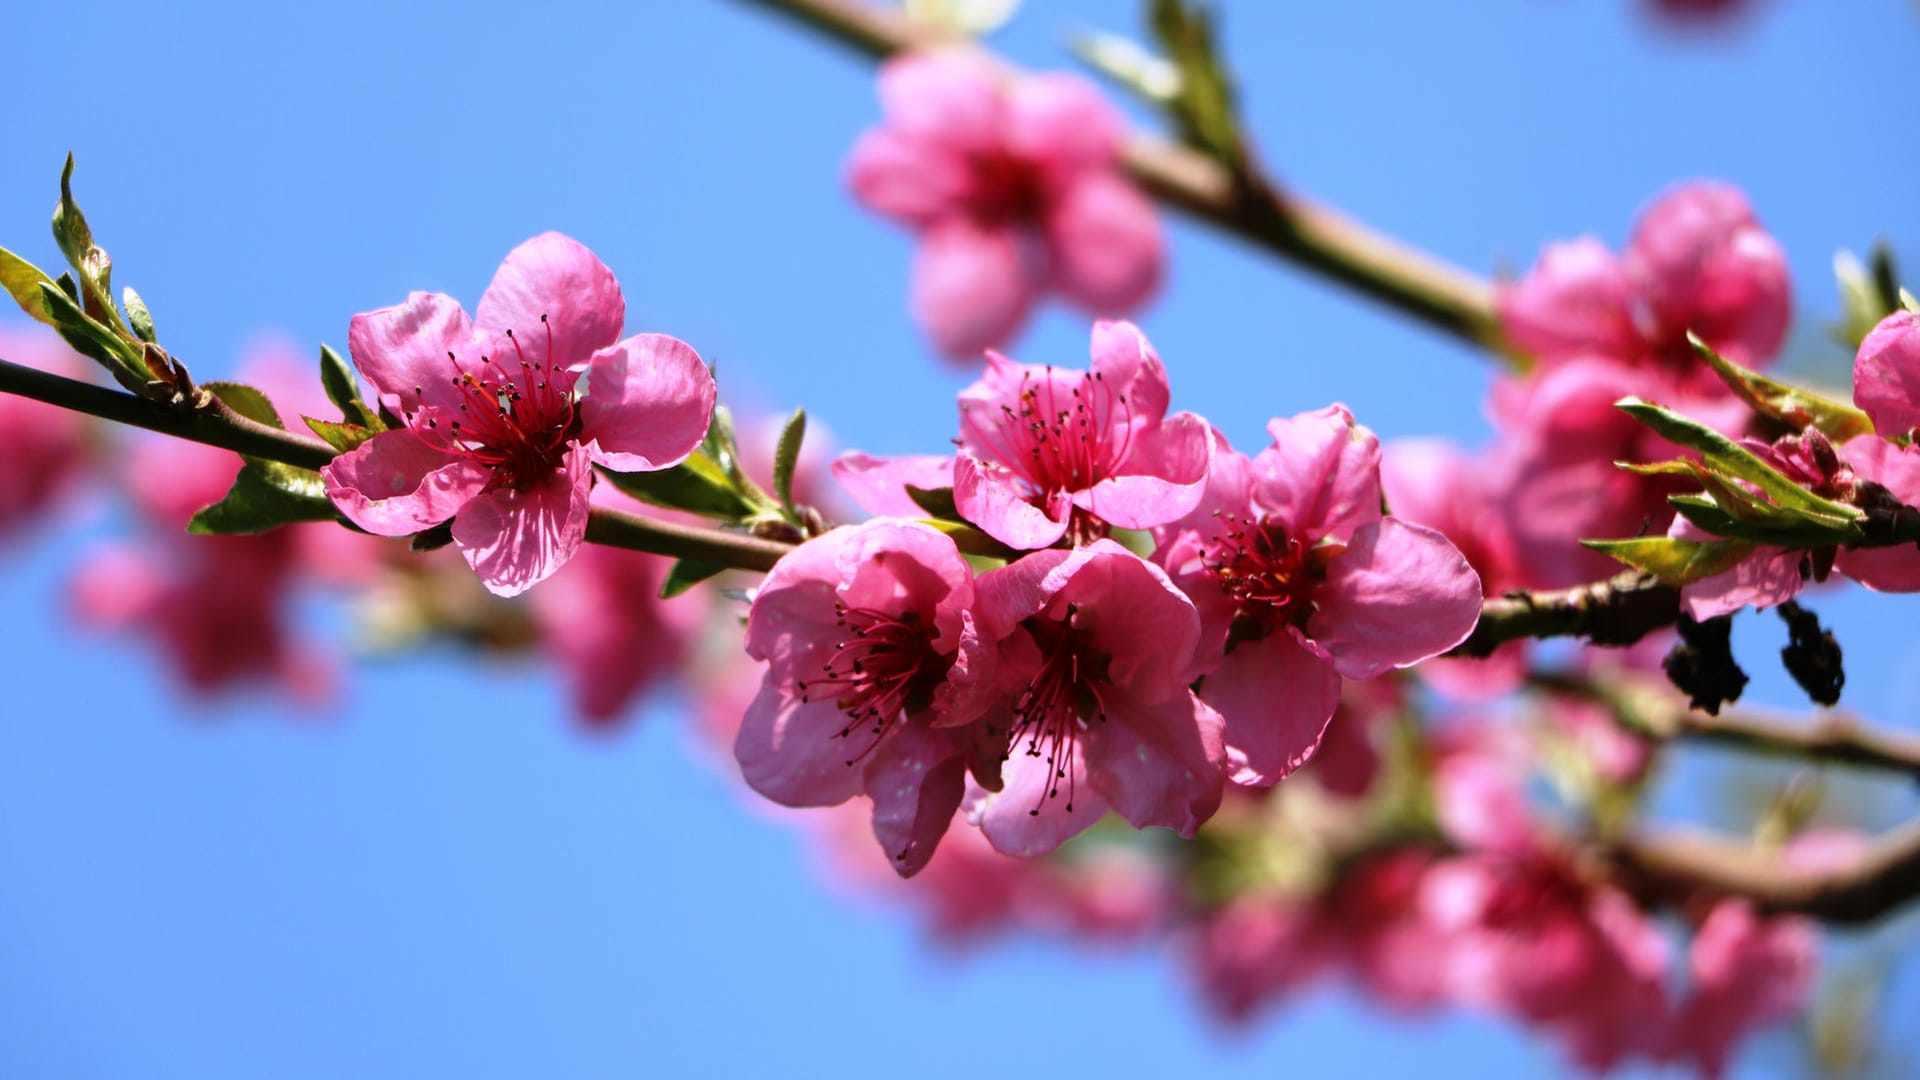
left=772, top=406, right=806, bottom=511
left=660, top=558, right=726, bottom=598
left=304, top=415, right=376, bottom=454
left=599, top=453, right=760, bottom=519
left=1615, top=397, right=1865, bottom=524
left=1689, top=334, right=1874, bottom=443
left=188, top=458, right=336, bottom=535
left=905, top=484, right=962, bottom=522
left=1581, top=536, right=1755, bottom=585
left=0, top=246, right=58, bottom=329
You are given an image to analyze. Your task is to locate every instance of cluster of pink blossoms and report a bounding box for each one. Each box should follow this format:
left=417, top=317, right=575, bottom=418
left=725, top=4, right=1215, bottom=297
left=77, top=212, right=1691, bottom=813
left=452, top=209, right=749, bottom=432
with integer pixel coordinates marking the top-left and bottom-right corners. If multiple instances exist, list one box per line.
left=735, top=321, right=1483, bottom=873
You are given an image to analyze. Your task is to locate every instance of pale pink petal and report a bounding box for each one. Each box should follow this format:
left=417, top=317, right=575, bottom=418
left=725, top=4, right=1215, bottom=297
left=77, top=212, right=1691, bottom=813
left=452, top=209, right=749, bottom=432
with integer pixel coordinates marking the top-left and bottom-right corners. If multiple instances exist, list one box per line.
left=1004, top=72, right=1123, bottom=170
left=734, top=680, right=866, bottom=807
left=1433, top=748, right=1535, bottom=855
left=1680, top=547, right=1803, bottom=619
left=581, top=333, right=715, bottom=472
left=954, top=451, right=1069, bottom=549
left=970, top=545, right=1079, bottom=643
left=449, top=446, right=593, bottom=597
left=912, top=219, right=1037, bottom=359
left=877, top=50, right=1004, bottom=154
left=864, top=721, right=967, bottom=877
left=742, top=527, right=849, bottom=666
left=1045, top=173, right=1163, bottom=314
left=1835, top=435, right=1920, bottom=591
left=69, top=544, right=165, bottom=628
left=321, top=428, right=490, bottom=536
left=1308, top=518, right=1484, bottom=680
left=1087, top=319, right=1171, bottom=426
left=1199, top=629, right=1340, bottom=786
left=347, top=292, right=477, bottom=415
left=473, top=232, right=625, bottom=372
left=1043, top=540, right=1201, bottom=696
left=845, top=127, right=971, bottom=227
left=966, top=747, right=1108, bottom=857
left=1853, top=311, right=1920, bottom=438
left=829, top=452, right=957, bottom=517
left=1627, top=181, right=1789, bottom=365
left=1072, top=411, right=1210, bottom=529
left=1083, top=689, right=1225, bottom=837
left=1497, top=236, right=1639, bottom=364
left=829, top=520, right=977, bottom=653
left=1254, top=405, right=1384, bottom=543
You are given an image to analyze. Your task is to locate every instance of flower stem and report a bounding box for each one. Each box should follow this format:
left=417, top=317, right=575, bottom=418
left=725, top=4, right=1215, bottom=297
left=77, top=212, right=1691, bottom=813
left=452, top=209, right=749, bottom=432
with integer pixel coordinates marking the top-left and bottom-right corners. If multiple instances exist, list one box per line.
left=727, top=0, right=1506, bottom=354
left=0, top=355, right=801, bottom=572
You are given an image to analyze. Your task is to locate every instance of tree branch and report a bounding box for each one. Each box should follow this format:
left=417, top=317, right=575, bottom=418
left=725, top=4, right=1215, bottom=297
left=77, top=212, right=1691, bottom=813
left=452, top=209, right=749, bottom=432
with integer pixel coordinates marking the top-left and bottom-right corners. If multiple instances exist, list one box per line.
left=1450, top=571, right=1681, bottom=657
left=0, top=356, right=800, bottom=572
left=1609, top=820, right=1920, bottom=925
left=727, top=0, right=1505, bottom=351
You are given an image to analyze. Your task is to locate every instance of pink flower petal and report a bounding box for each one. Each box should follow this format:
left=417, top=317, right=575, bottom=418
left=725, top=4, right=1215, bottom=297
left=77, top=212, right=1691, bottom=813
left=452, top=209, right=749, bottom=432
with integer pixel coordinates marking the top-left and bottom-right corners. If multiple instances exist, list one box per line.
left=734, top=680, right=867, bottom=807
left=1045, top=172, right=1163, bottom=314
left=1200, top=628, right=1339, bottom=786
left=347, top=291, right=478, bottom=415
left=864, top=721, right=967, bottom=877
left=912, top=218, right=1037, bottom=359
left=1835, top=435, right=1920, bottom=592
left=581, top=332, right=715, bottom=472
left=449, top=446, right=593, bottom=597
left=1254, top=405, right=1384, bottom=543
left=1087, top=319, right=1171, bottom=425
left=473, top=232, right=625, bottom=373
left=967, top=745, right=1108, bottom=857
left=1004, top=72, right=1123, bottom=171
left=877, top=50, right=1004, bottom=154
left=1072, top=411, right=1211, bottom=529
left=954, top=451, right=1070, bottom=549
left=1853, top=311, right=1920, bottom=439
left=1498, top=236, right=1640, bottom=365
left=845, top=127, right=970, bottom=228
left=829, top=451, right=956, bottom=518
left=321, top=427, right=491, bottom=536
left=1083, top=688, right=1226, bottom=838
left=1680, top=546, right=1803, bottom=619
left=1308, top=517, right=1484, bottom=680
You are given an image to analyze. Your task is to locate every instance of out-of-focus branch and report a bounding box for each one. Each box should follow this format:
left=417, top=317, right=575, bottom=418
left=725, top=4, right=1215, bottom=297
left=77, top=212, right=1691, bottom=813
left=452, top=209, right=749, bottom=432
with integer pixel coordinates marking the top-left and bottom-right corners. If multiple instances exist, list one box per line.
left=0, top=356, right=800, bottom=572
left=728, top=0, right=1505, bottom=351
left=1610, top=820, right=1920, bottom=925
left=1450, top=571, right=1681, bottom=657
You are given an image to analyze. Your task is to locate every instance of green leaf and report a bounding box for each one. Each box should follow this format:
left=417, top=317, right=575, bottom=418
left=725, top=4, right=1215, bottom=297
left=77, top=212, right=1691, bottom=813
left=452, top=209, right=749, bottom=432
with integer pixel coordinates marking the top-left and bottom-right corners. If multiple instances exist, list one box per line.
left=660, top=558, right=726, bottom=598
left=599, top=453, right=758, bottom=519
left=1668, top=494, right=1862, bottom=547
left=319, top=343, right=360, bottom=412
left=1582, top=536, right=1755, bottom=585
left=1615, top=397, right=1865, bottom=524
left=1149, top=0, right=1243, bottom=167
left=410, top=520, right=455, bottom=551
left=304, top=415, right=376, bottom=454
left=51, top=154, right=127, bottom=339
left=905, top=484, right=962, bottom=521
left=205, top=380, right=283, bottom=429
left=0, top=246, right=58, bottom=328
left=772, top=406, right=806, bottom=510
left=36, top=281, right=145, bottom=391
left=188, top=460, right=336, bottom=535
left=122, top=285, right=156, bottom=342
left=1689, top=334, right=1874, bottom=443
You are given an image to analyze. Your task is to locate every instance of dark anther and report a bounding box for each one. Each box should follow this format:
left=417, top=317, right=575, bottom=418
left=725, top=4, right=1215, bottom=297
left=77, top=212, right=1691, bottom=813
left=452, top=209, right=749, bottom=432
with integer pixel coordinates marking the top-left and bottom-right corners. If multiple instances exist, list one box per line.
left=1662, top=613, right=1748, bottom=715
left=1777, top=599, right=1845, bottom=707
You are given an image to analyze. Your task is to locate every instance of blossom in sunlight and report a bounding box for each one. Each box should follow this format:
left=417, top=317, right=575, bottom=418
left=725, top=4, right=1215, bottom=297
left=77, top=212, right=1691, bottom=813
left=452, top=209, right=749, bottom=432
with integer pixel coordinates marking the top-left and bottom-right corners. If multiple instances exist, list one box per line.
left=735, top=520, right=991, bottom=876
left=1154, top=408, right=1482, bottom=786
left=964, top=540, right=1225, bottom=857
left=847, top=50, right=1163, bottom=358
left=1666, top=899, right=1817, bottom=1079
left=0, top=323, right=89, bottom=540
left=321, top=232, right=715, bottom=597
left=1854, top=309, right=1920, bottom=440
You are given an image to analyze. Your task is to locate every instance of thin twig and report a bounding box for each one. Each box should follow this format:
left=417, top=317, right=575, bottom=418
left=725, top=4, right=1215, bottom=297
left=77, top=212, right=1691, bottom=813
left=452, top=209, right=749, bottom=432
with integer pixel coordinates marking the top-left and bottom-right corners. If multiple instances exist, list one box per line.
left=1450, top=571, right=1682, bottom=657
left=1610, top=821, right=1920, bottom=925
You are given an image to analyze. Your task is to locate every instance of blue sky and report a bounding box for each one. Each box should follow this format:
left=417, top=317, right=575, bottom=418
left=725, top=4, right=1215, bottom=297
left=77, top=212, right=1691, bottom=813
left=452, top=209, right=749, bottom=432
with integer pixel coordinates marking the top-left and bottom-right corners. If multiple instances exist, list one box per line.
left=2, top=1, right=1918, bottom=1076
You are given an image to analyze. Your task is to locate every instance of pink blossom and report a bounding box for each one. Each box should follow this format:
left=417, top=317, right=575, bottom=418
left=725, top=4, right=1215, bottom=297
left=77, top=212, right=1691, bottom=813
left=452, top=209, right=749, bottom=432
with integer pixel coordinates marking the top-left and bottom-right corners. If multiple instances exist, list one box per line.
left=1666, top=900, right=1818, bottom=1079
left=321, top=233, right=715, bottom=597
left=0, top=323, right=89, bottom=540
left=847, top=50, right=1163, bottom=358
left=1854, top=309, right=1920, bottom=439
left=953, top=321, right=1210, bottom=548
left=964, top=539, right=1226, bottom=856
left=1155, top=409, right=1482, bottom=786
left=735, top=519, right=989, bottom=876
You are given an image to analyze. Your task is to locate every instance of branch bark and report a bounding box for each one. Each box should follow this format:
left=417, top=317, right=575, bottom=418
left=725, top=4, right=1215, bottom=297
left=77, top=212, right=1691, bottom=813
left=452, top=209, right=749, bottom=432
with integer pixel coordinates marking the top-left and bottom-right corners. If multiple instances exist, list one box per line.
left=727, top=0, right=1504, bottom=351
left=1450, top=571, right=1682, bottom=657
left=1610, top=821, right=1920, bottom=925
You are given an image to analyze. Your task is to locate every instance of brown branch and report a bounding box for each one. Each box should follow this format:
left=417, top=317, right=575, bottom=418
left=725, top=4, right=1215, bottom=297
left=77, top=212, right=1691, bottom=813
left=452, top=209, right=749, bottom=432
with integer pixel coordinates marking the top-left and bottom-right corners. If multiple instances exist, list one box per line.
left=1609, top=820, right=1920, bottom=925
left=728, top=0, right=1504, bottom=351
left=1450, top=571, right=1681, bottom=657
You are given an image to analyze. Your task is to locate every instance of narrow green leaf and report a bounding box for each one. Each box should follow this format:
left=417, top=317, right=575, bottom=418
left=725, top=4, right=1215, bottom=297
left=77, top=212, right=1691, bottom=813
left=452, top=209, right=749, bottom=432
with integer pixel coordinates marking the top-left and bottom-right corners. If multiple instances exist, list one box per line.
left=1582, top=536, right=1755, bottom=585
left=204, top=380, right=284, bottom=428
left=51, top=154, right=127, bottom=339
left=122, top=285, right=156, bottom=342
left=905, top=484, right=962, bottom=521
left=660, top=558, right=726, bottom=598
left=772, top=406, right=806, bottom=510
left=1149, top=0, right=1243, bottom=166
left=36, top=281, right=145, bottom=390
left=410, top=520, right=456, bottom=551
left=187, top=461, right=336, bottom=535
left=599, top=454, right=758, bottom=519
left=0, top=246, right=58, bottom=328
left=1615, top=397, right=1864, bottom=522
left=319, top=343, right=360, bottom=412
left=1668, top=495, right=1861, bottom=547
left=304, top=415, right=376, bottom=454
left=1689, top=334, right=1874, bottom=443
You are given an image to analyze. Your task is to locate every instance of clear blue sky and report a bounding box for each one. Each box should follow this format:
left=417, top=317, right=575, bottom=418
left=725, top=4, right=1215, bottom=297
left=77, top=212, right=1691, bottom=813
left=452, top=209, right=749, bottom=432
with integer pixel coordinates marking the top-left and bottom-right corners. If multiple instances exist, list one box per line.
left=2, top=2, right=1917, bottom=1076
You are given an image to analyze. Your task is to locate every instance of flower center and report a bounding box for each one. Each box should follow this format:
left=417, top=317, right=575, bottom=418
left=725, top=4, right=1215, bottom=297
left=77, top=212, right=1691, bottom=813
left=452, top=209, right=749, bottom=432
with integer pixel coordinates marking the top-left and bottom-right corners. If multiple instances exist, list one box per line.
left=967, top=148, right=1047, bottom=225
left=971, top=366, right=1136, bottom=515
left=1202, top=512, right=1335, bottom=642
left=401, top=314, right=582, bottom=490
left=796, top=602, right=943, bottom=766
left=1004, top=608, right=1109, bottom=816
